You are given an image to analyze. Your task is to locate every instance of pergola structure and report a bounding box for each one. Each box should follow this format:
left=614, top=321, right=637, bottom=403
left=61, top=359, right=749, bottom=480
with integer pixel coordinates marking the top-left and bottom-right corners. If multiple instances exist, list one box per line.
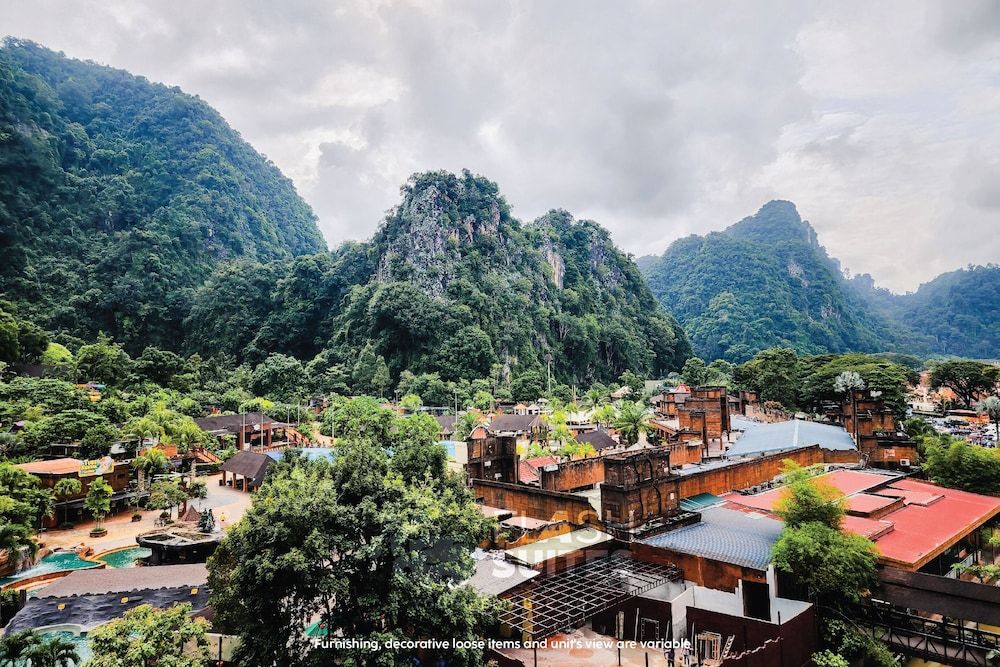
left=497, top=552, right=682, bottom=641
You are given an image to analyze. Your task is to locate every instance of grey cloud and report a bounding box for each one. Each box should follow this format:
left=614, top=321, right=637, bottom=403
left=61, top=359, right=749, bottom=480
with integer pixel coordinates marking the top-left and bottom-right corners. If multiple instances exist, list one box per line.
left=1, top=0, right=998, bottom=291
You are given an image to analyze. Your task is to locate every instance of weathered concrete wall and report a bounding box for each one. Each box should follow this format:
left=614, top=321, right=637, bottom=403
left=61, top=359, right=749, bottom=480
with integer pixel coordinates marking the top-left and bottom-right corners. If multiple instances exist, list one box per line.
left=538, top=456, right=605, bottom=492
left=472, top=479, right=598, bottom=524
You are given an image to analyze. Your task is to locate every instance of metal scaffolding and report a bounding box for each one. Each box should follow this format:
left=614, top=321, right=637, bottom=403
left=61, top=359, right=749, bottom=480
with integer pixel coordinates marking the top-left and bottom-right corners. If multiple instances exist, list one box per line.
left=497, top=552, right=682, bottom=641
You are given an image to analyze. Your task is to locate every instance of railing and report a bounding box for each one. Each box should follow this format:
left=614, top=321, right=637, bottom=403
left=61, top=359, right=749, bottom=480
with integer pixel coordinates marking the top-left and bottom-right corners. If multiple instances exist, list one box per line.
left=843, top=602, right=1000, bottom=667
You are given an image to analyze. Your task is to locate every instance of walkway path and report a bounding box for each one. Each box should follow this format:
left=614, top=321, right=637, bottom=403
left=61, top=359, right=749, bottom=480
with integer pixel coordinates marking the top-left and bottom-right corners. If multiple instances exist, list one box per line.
left=41, top=473, right=252, bottom=553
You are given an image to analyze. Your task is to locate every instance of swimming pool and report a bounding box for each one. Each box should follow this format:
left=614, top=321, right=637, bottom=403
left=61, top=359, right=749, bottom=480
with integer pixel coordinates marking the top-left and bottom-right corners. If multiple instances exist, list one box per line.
left=0, top=551, right=97, bottom=586
left=39, top=629, right=92, bottom=663
left=94, top=547, right=151, bottom=568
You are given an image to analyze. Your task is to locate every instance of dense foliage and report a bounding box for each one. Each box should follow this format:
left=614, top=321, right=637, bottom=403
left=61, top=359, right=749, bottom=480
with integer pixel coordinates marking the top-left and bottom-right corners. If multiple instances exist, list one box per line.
left=208, top=398, right=494, bottom=666
left=0, top=40, right=324, bottom=353
left=850, top=265, right=1000, bottom=360
left=187, top=171, right=691, bottom=390
left=643, top=199, right=999, bottom=362
left=641, top=201, right=898, bottom=362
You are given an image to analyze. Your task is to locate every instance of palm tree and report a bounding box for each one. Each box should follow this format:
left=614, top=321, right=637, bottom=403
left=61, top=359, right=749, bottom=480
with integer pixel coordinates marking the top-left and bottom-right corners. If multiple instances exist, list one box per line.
left=53, top=478, right=82, bottom=527
left=613, top=400, right=652, bottom=446
left=0, top=522, right=37, bottom=562
left=0, top=630, right=41, bottom=667
left=584, top=388, right=605, bottom=409
left=24, top=633, right=80, bottom=667
left=132, top=448, right=169, bottom=492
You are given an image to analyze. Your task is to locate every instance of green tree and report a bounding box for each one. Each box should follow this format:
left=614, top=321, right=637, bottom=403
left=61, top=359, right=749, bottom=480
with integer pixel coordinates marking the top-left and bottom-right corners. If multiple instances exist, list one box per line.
left=735, top=347, right=802, bottom=408
left=326, top=395, right=395, bottom=442
left=774, top=462, right=844, bottom=529
left=53, top=478, right=82, bottom=527
left=399, top=393, right=422, bottom=413
left=771, top=522, right=878, bottom=603
left=23, top=633, right=79, bottom=667
left=681, top=357, right=710, bottom=387
left=613, top=400, right=651, bottom=446
left=148, top=480, right=188, bottom=519
left=931, top=360, right=1000, bottom=409
left=132, top=448, right=169, bottom=491
left=0, top=630, right=40, bottom=665
left=84, top=477, right=113, bottom=533
left=74, top=334, right=133, bottom=385
left=79, top=422, right=120, bottom=459
left=922, top=436, right=1000, bottom=495
left=0, top=462, right=53, bottom=556
left=453, top=411, right=485, bottom=441
left=87, top=603, right=210, bottom=667
left=208, top=443, right=493, bottom=666
left=471, top=390, right=493, bottom=412
left=250, top=353, right=306, bottom=402
left=41, top=342, right=73, bottom=367
left=510, top=370, right=544, bottom=402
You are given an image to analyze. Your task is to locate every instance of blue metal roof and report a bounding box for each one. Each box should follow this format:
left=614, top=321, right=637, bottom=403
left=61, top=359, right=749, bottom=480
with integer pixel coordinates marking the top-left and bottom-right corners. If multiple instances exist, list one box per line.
left=640, top=506, right=783, bottom=570
left=725, top=419, right=856, bottom=458
left=266, top=447, right=337, bottom=462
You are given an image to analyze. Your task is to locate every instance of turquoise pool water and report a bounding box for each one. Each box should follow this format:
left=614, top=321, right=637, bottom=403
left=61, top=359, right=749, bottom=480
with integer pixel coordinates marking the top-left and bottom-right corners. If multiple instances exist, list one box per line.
left=0, top=552, right=96, bottom=586
left=40, top=630, right=92, bottom=663
left=94, top=547, right=151, bottom=568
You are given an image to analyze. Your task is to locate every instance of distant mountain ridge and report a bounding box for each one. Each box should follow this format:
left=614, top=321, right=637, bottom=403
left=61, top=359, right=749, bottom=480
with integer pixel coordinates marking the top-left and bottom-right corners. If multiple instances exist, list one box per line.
left=188, top=171, right=692, bottom=386
left=640, top=200, right=998, bottom=361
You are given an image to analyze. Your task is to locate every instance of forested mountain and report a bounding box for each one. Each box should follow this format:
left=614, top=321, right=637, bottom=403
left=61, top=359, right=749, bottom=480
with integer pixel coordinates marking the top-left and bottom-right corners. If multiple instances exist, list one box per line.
left=187, top=171, right=691, bottom=388
left=640, top=201, right=899, bottom=363
left=0, top=40, right=325, bottom=352
left=848, top=265, right=1000, bottom=360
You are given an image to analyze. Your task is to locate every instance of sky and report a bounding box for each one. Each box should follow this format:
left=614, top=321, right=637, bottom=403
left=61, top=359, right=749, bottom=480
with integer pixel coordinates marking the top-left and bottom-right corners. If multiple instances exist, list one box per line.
left=3, top=0, right=999, bottom=293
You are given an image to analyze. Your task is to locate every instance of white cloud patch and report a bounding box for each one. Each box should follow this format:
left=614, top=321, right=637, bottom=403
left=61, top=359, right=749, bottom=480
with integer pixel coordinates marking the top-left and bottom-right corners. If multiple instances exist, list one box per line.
left=2, top=0, right=998, bottom=291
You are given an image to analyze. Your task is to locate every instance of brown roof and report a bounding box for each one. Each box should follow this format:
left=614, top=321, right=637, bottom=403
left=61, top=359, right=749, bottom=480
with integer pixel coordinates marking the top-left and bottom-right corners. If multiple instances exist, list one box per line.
left=194, top=412, right=274, bottom=434
left=17, top=458, right=82, bottom=475
left=219, top=450, right=272, bottom=485
left=38, top=563, right=208, bottom=598
left=488, top=414, right=540, bottom=434
left=576, top=429, right=619, bottom=450
left=435, top=415, right=457, bottom=434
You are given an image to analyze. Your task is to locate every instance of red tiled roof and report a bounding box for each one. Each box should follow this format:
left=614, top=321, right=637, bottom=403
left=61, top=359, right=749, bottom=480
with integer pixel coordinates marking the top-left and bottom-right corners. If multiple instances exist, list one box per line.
left=526, top=456, right=558, bottom=469
left=518, top=461, right=539, bottom=484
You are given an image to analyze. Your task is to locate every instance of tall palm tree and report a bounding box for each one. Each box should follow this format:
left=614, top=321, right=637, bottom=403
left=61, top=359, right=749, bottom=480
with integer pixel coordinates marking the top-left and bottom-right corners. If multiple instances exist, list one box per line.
left=0, top=630, right=41, bottom=667
left=132, top=449, right=169, bottom=492
left=52, top=478, right=82, bottom=527
left=613, top=400, right=652, bottom=446
left=24, top=633, right=80, bottom=667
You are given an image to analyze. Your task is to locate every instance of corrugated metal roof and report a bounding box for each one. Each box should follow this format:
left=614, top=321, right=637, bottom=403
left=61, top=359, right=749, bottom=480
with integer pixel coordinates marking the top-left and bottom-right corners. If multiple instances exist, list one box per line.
left=504, top=528, right=614, bottom=566
left=725, top=419, right=856, bottom=458
left=639, top=506, right=783, bottom=571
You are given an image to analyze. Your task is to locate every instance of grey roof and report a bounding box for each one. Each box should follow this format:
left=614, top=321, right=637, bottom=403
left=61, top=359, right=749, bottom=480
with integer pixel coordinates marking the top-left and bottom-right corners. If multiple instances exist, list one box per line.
left=729, top=415, right=761, bottom=432
left=488, top=414, right=540, bottom=434
left=462, top=557, right=539, bottom=596
left=6, top=587, right=210, bottom=633
left=725, top=419, right=856, bottom=458
left=219, top=450, right=273, bottom=485
left=576, top=429, right=618, bottom=450
left=37, top=563, right=208, bottom=598
left=435, top=415, right=457, bottom=434
left=639, top=506, right=783, bottom=570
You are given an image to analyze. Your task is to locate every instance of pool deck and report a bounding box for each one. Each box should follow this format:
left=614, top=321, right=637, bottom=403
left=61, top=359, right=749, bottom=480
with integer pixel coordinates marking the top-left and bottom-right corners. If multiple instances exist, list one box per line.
left=39, top=472, right=251, bottom=554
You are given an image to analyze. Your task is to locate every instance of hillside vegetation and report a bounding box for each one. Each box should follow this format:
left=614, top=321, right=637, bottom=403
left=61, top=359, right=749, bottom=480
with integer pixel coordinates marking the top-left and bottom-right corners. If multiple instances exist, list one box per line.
left=0, top=40, right=325, bottom=352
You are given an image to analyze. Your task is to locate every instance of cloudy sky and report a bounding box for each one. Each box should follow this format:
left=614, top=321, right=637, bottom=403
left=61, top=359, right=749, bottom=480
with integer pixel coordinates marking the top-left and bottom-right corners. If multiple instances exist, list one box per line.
left=4, top=0, right=999, bottom=292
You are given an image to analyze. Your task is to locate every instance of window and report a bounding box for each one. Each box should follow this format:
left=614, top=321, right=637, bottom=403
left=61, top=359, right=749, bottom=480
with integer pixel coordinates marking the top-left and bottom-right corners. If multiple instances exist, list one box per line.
left=696, top=632, right=722, bottom=664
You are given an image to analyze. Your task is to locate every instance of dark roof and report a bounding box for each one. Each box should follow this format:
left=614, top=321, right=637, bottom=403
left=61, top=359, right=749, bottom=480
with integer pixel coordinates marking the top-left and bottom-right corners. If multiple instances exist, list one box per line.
left=435, top=415, right=457, bottom=434
left=194, top=412, right=274, bottom=434
left=576, top=429, right=618, bottom=450
left=640, top=506, right=783, bottom=570
left=7, top=566, right=210, bottom=633
left=488, top=414, right=540, bottom=434
left=219, top=450, right=273, bottom=485
left=38, top=563, right=208, bottom=598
